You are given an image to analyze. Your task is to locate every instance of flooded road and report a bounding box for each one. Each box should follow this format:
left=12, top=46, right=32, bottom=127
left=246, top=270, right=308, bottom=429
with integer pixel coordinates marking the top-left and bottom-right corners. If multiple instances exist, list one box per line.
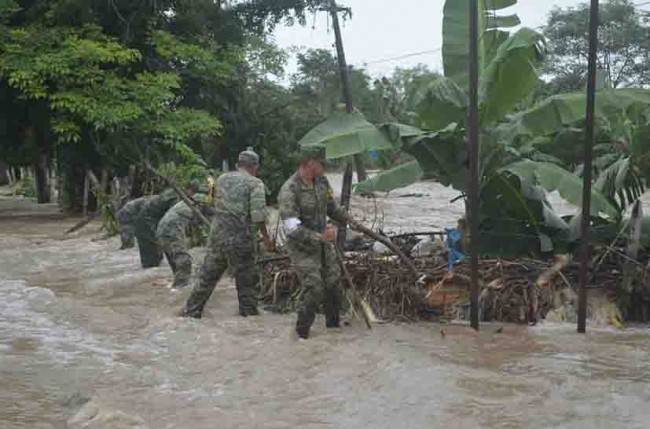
left=2, top=189, right=650, bottom=429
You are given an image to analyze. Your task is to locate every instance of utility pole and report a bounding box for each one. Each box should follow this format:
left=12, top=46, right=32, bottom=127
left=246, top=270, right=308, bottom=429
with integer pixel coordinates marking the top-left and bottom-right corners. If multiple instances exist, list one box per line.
left=578, top=0, right=600, bottom=334
left=329, top=0, right=367, bottom=250
left=468, top=0, right=480, bottom=331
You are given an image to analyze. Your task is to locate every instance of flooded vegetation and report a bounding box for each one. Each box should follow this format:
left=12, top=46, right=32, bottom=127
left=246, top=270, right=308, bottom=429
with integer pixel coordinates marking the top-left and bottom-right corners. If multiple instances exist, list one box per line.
left=2, top=192, right=650, bottom=429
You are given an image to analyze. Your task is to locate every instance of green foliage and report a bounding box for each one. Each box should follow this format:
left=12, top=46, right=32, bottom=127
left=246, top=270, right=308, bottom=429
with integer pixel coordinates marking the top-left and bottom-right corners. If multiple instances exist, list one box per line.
left=442, top=0, right=519, bottom=89
left=502, top=160, right=618, bottom=219
left=16, top=174, right=36, bottom=198
left=156, top=162, right=218, bottom=191
left=544, top=0, right=650, bottom=90
left=346, top=0, right=650, bottom=256
left=353, top=161, right=423, bottom=194
left=479, top=28, right=546, bottom=125
left=299, top=111, right=395, bottom=159
left=411, top=77, right=466, bottom=130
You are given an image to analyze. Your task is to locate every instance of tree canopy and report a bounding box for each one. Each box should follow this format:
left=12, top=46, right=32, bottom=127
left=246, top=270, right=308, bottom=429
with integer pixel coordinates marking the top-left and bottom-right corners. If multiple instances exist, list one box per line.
left=544, top=0, right=650, bottom=91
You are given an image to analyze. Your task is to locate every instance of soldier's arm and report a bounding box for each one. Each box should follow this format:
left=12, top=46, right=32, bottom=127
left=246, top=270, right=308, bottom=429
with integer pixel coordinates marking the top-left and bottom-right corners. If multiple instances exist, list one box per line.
left=323, top=177, right=350, bottom=224
left=278, top=182, right=322, bottom=245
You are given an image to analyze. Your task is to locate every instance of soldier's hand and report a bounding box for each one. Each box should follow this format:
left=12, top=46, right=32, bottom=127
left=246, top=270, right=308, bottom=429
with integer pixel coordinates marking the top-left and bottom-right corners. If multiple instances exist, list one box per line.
left=321, top=226, right=337, bottom=242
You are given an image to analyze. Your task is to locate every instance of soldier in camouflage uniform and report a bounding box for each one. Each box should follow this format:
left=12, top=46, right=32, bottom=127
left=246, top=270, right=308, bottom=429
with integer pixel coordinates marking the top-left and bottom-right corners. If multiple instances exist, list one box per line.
left=156, top=193, right=215, bottom=289
left=278, top=145, right=350, bottom=339
left=116, top=196, right=148, bottom=249
left=134, top=180, right=200, bottom=268
left=181, top=150, right=273, bottom=318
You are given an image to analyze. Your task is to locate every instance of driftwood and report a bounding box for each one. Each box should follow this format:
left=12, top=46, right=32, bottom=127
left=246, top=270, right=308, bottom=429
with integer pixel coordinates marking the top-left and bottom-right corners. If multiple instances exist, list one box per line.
left=388, top=231, right=446, bottom=240
left=142, top=162, right=211, bottom=227
left=348, top=218, right=420, bottom=278
left=66, top=212, right=100, bottom=235
left=334, top=245, right=373, bottom=329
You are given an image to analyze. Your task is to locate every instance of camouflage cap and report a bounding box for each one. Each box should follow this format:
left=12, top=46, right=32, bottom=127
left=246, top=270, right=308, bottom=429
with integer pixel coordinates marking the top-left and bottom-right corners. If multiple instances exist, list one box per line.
left=300, top=145, right=326, bottom=163
left=238, top=150, right=259, bottom=165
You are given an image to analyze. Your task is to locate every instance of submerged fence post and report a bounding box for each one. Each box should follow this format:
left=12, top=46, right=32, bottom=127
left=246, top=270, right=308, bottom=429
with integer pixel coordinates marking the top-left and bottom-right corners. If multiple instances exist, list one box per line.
left=468, top=0, right=480, bottom=331
left=578, top=0, right=600, bottom=334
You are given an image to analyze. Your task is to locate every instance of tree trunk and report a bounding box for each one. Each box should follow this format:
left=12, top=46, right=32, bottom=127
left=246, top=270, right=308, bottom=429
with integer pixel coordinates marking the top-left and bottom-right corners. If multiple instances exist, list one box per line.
left=354, top=155, right=367, bottom=182
left=129, top=165, right=143, bottom=198
left=0, top=162, right=8, bottom=186
left=33, top=150, right=51, bottom=203
left=82, top=171, right=90, bottom=217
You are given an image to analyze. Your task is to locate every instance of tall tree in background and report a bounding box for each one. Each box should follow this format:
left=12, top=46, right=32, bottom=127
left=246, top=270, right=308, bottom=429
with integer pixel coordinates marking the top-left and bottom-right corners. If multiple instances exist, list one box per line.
left=0, top=0, right=333, bottom=207
left=544, top=0, right=650, bottom=91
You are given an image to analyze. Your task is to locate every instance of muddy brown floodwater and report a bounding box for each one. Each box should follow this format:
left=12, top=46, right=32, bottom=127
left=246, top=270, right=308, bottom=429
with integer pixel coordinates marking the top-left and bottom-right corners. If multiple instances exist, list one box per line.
left=2, top=183, right=650, bottom=429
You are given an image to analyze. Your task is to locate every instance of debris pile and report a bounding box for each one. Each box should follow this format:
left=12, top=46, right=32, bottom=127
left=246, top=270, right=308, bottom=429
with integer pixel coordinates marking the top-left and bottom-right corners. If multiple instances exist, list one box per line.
left=262, top=235, right=650, bottom=325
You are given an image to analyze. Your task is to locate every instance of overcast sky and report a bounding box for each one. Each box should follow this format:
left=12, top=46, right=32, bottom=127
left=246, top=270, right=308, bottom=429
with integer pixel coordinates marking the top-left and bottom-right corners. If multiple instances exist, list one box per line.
left=272, top=0, right=611, bottom=77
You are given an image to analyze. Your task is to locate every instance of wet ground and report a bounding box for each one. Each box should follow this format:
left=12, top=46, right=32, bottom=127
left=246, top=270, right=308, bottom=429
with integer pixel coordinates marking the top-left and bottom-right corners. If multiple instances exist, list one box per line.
left=2, top=185, right=650, bottom=429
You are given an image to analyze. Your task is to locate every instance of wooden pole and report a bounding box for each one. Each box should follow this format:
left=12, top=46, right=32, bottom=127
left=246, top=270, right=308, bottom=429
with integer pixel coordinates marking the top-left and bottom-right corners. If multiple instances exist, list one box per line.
left=329, top=0, right=367, bottom=250
left=468, top=0, right=480, bottom=331
left=578, top=0, right=600, bottom=334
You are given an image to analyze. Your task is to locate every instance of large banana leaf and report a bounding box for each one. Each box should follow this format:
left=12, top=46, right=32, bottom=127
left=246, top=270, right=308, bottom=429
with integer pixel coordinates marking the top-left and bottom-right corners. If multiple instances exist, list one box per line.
left=479, top=28, right=546, bottom=125
left=354, top=123, right=464, bottom=193
left=594, top=157, right=646, bottom=212
left=442, top=0, right=519, bottom=89
left=299, top=111, right=396, bottom=159
left=503, top=160, right=619, bottom=218
left=514, top=89, right=650, bottom=136
left=353, top=160, right=423, bottom=194
left=480, top=171, right=568, bottom=255
left=412, top=77, right=467, bottom=130
left=379, top=122, right=426, bottom=142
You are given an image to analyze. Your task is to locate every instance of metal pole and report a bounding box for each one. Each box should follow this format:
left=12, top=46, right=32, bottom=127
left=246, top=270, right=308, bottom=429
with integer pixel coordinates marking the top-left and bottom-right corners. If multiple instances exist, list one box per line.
left=329, top=0, right=366, bottom=250
left=578, top=0, right=600, bottom=334
left=468, top=0, right=480, bottom=331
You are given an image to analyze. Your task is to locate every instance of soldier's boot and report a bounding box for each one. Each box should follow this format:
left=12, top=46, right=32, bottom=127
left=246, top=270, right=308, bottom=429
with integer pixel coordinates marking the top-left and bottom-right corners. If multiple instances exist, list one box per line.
left=179, top=307, right=202, bottom=319
left=235, top=262, right=260, bottom=317
left=180, top=300, right=204, bottom=319
left=324, top=286, right=342, bottom=328
left=296, top=304, right=317, bottom=339
left=172, top=253, right=192, bottom=289
left=120, top=233, right=135, bottom=250
left=139, top=241, right=163, bottom=268
left=239, top=307, right=260, bottom=317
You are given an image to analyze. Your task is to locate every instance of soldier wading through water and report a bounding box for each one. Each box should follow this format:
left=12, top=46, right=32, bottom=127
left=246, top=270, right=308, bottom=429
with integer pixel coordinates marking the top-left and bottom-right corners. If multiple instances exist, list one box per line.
left=278, top=145, right=353, bottom=340
left=156, top=192, right=214, bottom=289
left=134, top=180, right=201, bottom=268
left=181, top=150, right=274, bottom=318
left=116, top=196, right=148, bottom=249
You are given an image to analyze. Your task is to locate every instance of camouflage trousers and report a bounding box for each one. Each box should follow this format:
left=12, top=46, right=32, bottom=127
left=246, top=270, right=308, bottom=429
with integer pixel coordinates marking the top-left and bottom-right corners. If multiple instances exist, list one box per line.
left=135, top=221, right=163, bottom=268
left=119, top=224, right=136, bottom=249
left=286, top=240, right=342, bottom=335
left=159, top=236, right=192, bottom=289
left=183, top=235, right=259, bottom=317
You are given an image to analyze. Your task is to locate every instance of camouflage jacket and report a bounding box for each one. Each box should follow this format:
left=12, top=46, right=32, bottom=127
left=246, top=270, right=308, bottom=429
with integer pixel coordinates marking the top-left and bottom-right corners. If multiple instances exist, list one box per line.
left=156, top=200, right=210, bottom=241
left=278, top=172, right=347, bottom=247
left=137, top=189, right=179, bottom=229
left=116, top=197, right=147, bottom=225
left=212, top=169, right=267, bottom=244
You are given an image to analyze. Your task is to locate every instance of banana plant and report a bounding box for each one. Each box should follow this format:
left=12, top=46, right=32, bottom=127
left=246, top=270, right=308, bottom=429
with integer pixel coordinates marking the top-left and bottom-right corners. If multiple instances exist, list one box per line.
left=351, top=0, right=631, bottom=254
left=301, top=0, right=646, bottom=254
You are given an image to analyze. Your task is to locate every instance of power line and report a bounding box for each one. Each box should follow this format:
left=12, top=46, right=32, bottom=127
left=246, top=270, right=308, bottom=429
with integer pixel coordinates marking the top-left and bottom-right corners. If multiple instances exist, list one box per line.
left=360, top=48, right=442, bottom=67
